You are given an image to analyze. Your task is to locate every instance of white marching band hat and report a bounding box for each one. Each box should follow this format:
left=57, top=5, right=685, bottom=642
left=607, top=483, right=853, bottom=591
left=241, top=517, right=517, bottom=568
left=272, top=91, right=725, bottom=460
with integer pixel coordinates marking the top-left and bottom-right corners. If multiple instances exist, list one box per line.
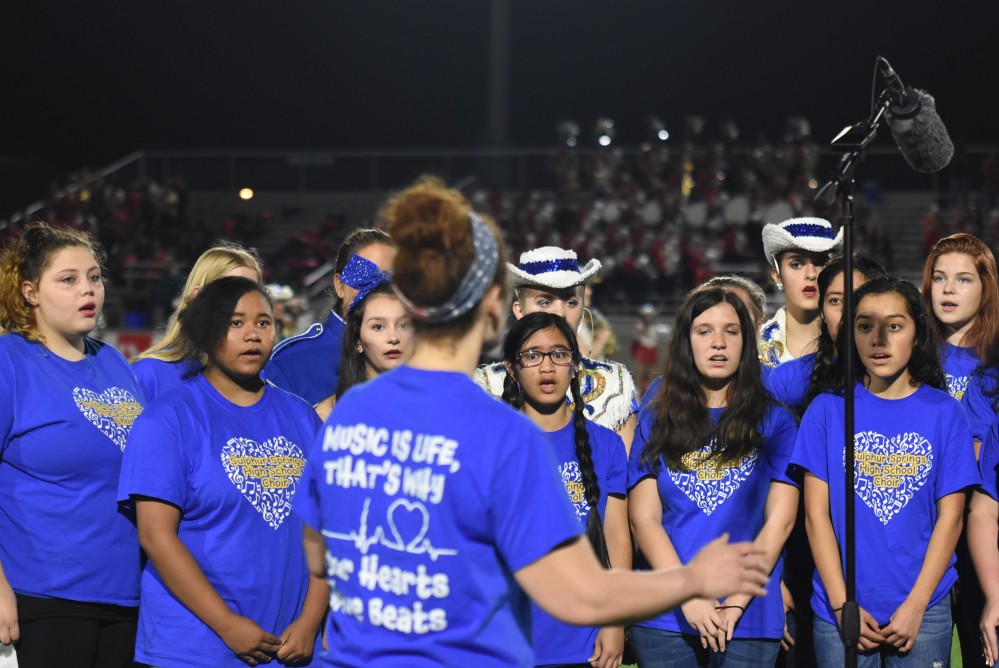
left=507, top=246, right=602, bottom=289
left=762, top=217, right=843, bottom=269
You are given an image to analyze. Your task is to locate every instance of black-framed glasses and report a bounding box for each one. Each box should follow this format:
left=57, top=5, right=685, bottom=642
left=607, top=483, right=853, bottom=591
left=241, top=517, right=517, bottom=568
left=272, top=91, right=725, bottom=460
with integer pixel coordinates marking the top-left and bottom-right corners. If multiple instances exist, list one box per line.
left=516, top=348, right=574, bottom=368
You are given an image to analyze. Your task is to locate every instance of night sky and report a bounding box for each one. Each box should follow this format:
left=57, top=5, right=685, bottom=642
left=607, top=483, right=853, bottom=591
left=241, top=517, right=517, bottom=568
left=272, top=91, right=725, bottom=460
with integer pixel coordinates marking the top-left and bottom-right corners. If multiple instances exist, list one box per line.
left=2, top=1, right=995, bottom=178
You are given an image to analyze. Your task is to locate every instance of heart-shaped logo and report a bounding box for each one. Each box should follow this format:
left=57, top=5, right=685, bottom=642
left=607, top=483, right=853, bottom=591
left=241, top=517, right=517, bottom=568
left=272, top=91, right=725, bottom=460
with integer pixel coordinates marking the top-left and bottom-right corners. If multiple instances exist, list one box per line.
left=385, top=499, right=430, bottom=551
left=668, top=441, right=759, bottom=516
left=73, top=387, right=142, bottom=452
left=559, top=461, right=589, bottom=518
left=850, top=431, right=933, bottom=525
left=946, top=374, right=969, bottom=401
left=221, top=436, right=306, bottom=530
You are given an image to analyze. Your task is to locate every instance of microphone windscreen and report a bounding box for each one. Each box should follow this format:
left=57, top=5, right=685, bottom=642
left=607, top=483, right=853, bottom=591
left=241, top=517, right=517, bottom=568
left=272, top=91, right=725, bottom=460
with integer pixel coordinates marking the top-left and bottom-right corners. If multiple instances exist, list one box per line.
left=889, top=90, right=954, bottom=173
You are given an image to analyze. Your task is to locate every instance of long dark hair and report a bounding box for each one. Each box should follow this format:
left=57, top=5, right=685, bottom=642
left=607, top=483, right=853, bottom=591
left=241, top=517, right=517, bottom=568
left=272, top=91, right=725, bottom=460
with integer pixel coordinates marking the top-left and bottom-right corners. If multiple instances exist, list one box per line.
left=806, top=254, right=888, bottom=405
left=642, top=288, right=768, bottom=472
left=336, top=281, right=397, bottom=397
left=832, top=276, right=945, bottom=392
left=501, top=312, right=611, bottom=569
left=179, top=276, right=274, bottom=372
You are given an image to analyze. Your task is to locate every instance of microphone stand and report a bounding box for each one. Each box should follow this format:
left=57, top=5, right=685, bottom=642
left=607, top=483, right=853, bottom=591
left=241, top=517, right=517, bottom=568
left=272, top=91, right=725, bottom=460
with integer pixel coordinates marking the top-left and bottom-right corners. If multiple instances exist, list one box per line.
left=813, top=90, right=892, bottom=668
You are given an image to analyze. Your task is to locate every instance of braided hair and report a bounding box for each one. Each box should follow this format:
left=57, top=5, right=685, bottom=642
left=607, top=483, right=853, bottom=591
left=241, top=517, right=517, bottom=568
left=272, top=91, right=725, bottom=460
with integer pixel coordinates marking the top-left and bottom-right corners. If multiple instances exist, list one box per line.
left=501, top=312, right=611, bottom=568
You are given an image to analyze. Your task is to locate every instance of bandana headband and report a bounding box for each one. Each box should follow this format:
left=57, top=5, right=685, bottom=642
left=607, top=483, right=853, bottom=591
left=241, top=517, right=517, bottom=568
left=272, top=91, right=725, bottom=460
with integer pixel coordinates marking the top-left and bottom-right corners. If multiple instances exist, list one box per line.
left=394, top=212, right=498, bottom=323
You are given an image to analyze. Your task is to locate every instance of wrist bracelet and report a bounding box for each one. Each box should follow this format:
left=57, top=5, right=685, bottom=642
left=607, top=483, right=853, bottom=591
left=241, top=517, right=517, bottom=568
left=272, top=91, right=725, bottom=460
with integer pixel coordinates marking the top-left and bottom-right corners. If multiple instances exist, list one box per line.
left=715, top=604, right=746, bottom=613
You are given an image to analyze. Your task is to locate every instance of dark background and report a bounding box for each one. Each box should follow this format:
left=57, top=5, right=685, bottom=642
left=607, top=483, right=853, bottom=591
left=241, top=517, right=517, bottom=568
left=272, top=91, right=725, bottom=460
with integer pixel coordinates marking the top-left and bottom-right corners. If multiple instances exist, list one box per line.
left=1, top=1, right=995, bottom=178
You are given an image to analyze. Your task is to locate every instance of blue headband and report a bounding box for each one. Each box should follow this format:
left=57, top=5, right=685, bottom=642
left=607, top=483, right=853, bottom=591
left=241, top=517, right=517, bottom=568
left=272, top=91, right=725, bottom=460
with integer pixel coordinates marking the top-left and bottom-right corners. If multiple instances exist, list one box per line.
left=394, top=212, right=499, bottom=323
left=517, top=257, right=580, bottom=275
left=782, top=222, right=836, bottom=240
left=340, top=254, right=390, bottom=311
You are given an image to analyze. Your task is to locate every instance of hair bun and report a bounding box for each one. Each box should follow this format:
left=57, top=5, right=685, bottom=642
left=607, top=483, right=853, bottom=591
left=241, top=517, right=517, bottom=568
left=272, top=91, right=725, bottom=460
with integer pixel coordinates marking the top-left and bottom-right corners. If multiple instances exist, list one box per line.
left=384, top=177, right=475, bottom=310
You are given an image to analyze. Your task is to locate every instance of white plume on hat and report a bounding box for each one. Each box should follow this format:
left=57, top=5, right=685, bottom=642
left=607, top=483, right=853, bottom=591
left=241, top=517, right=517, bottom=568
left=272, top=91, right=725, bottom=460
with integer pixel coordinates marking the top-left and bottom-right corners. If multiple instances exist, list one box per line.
left=762, top=217, right=843, bottom=269
left=507, top=246, right=602, bottom=289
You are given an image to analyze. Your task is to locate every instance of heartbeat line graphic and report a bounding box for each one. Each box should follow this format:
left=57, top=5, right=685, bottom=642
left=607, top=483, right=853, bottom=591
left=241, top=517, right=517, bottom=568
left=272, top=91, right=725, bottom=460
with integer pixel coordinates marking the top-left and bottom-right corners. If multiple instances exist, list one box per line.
left=322, top=498, right=458, bottom=561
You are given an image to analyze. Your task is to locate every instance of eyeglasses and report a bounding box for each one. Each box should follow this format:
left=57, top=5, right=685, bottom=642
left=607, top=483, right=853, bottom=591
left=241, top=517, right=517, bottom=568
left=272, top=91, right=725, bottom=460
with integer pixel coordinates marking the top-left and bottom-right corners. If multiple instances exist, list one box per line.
left=516, top=348, right=574, bottom=368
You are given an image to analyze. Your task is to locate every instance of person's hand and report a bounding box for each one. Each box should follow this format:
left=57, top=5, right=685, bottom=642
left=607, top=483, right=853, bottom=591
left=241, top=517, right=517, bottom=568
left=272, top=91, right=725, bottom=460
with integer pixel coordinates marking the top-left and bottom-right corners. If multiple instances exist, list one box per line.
left=218, top=614, right=282, bottom=666
left=835, top=605, right=885, bottom=652
left=780, top=580, right=795, bottom=651
left=588, top=626, right=625, bottom=668
left=881, top=598, right=926, bottom=654
left=681, top=598, right=724, bottom=651
left=980, top=596, right=999, bottom=666
left=687, top=534, right=768, bottom=601
left=781, top=622, right=795, bottom=652
left=276, top=615, right=320, bottom=665
left=0, top=581, right=18, bottom=646
left=716, top=605, right=745, bottom=652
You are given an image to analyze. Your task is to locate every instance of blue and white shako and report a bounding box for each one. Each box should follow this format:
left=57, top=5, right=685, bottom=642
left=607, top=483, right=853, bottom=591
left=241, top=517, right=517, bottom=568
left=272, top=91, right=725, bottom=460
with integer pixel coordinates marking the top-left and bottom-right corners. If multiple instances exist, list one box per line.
left=761, top=217, right=844, bottom=269
left=507, top=247, right=602, bottom=289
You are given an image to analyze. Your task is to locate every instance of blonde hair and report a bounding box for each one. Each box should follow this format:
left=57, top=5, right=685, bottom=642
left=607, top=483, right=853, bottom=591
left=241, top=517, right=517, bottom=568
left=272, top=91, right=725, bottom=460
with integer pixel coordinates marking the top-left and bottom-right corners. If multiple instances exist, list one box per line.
left=0, top=221, right=106, bottom=345
left=133, top=242, right=262, bottom=363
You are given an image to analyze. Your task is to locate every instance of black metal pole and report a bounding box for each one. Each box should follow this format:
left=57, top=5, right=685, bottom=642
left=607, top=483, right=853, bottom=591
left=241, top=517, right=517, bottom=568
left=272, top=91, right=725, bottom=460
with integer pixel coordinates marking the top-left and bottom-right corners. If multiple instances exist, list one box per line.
left=814, top=110, right=886, bottom=668
left=840, top=180, right=859, bottom=668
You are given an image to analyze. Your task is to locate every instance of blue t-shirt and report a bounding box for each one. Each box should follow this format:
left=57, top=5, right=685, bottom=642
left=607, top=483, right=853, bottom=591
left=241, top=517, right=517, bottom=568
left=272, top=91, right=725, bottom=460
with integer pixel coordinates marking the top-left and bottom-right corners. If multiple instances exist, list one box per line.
left=941, top=342, right=979, bottom=402
left=0, top=334, right=144, bottom=605
left=979, top=416, right=999, bottom=501
left=263, top=311, right=345, bottom=405
left=791, top=384, right=980, bottom=626
left=533, top=419, right=628, bottom=665
left=765, top=353, right=816, bottom=417
left=295, top=366, right=583, bottom=668
left=627, top=404, right=799, bottom=639
left=962, top=367, right=998, bottom=444
left=119, top=374, right=323, bottom=668
left=131, top=357, right=202, bottom=404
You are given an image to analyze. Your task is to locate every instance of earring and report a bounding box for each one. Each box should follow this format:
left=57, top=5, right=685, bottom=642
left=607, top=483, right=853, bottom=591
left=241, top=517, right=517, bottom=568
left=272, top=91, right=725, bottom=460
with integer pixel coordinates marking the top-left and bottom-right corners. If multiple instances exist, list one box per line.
left=356, top=344, right=363, bottom=354
left=776, top=283, right=783, bottom=291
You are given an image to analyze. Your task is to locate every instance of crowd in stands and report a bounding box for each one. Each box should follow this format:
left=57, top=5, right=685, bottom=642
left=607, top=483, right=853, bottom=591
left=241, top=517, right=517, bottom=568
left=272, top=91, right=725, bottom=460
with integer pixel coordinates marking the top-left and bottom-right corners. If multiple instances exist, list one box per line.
left=4, top=132, right=999, bottom=332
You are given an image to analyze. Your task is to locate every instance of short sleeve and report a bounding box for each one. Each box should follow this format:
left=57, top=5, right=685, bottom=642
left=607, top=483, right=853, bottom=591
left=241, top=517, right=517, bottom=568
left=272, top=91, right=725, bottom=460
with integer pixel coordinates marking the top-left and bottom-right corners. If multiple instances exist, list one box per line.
left=764, top=405, right=800, bottom=487
left=979, top=417, right=999, bottom=501
left=765, top=364, right=793, bottom=408
left=627, top=411, right=659, bottom=489
left=294, top=443, right=323, bottom=531
left=490, top=421, right=582, bottom=573
left=790, top=396, right=832, bottom=483
left=933, top=399, right=980, bottom=500
left=593, top=425, right=628, bottom=497
left=131, top=360, right=160, bottom=406
left=118, top=409, right=190, bottom=509
left=962, top=370, right=997, bottom=444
